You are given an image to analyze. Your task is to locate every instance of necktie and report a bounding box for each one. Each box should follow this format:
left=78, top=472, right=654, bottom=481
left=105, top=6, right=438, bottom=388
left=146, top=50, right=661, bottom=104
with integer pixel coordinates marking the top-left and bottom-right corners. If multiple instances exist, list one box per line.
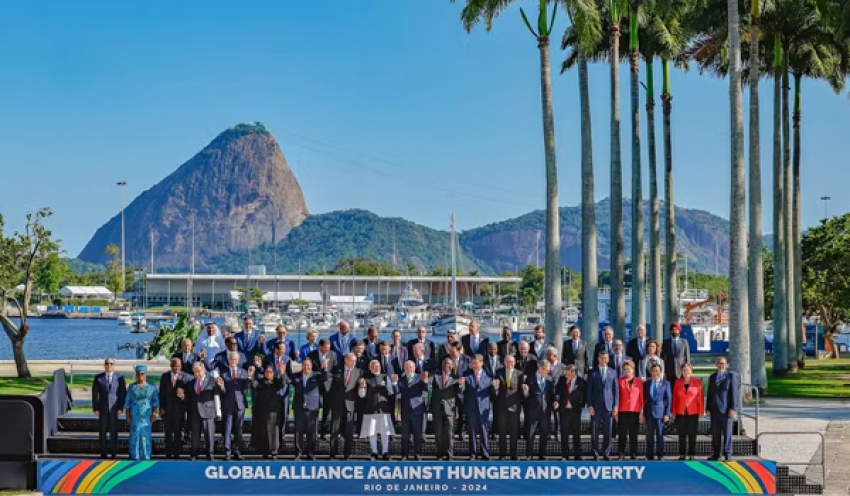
left=539, top=377, right=544, bottom=392
left=476, top=372, right=480, bottom=386
left=278, top=357, right=284, bottom=372
left=184, top=353, right=188, bottom=363
left=507, top=371, right=512, bottom=388
left=443, top=374, right=448, bottom=387
left=408, top=375, right=413, bottom=385
left=303, top=376, right=308, bottom=388
left=473, top=336, right=478, bottom=352
left=573, top=340, right=578, bottom=354
left=567, top=380, right=572, bottom=407
left=344, top=369, right=350, bottom=386
left=453, top=360, right=458, bottom=375
left=196, top=380, right=201, bottom=395
left=717, top=371, right=723, bottom=385
left=602, top=368, right=607, bottom=381
left=172, top=375, right=176, bottom=388
left=383, top=356, right=388, bottom=372
left=417, top=359, right=422, bottom=372
left=673, top=338, right=678, bottom=355
left=232, top=368, right=237, bottom=381
left=652, top=381, right=658, bottom=400
left=607, top=343, right=612, bottom=355
left=639, top=339, right=645, bottom=355
left=107, top=374, right=112, bottom=385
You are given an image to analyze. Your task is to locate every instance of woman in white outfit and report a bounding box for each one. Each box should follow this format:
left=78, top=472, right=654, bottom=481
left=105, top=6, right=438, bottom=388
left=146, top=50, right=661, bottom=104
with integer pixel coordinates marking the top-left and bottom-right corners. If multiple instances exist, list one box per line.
left=358, top=360, right=398, bottom=460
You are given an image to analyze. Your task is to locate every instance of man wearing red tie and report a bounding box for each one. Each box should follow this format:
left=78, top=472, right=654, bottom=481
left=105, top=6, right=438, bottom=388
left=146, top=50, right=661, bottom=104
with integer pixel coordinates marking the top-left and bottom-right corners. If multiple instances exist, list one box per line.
left=221, top=352, right=253, bottom=460
left=329, top=353, right=362, bottom=460
left=556, top=364, right=586, bottom=460
left=262, top=341, right=293, bottom=449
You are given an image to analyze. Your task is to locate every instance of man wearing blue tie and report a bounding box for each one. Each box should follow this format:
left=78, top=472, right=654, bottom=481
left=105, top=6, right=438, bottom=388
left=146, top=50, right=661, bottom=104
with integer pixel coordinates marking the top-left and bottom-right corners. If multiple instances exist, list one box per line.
left=330, top=321, right=355, bottom=362
left=532, top=325, right=548, bottom=360
left=593, top=327, right=616, bottom=371
left=643, top=364, right=672, bottom=460
left=458, top=355, right=494, bottom=460
left=587, top=350, right=618, bottom=460
left=92, top=358, right=126, bottom=459
left=707, top=357, right=740, bottom=461
left=627, top=325, right=649, bottom=366
left=462, top=321, right=489, bottom=358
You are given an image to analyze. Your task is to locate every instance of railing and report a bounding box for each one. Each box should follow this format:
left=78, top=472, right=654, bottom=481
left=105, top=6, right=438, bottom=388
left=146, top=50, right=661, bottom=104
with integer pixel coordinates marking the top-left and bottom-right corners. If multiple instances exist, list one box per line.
left=757, top=431, right=826, bottom=492
left=739, top=383, right=760, bottom=438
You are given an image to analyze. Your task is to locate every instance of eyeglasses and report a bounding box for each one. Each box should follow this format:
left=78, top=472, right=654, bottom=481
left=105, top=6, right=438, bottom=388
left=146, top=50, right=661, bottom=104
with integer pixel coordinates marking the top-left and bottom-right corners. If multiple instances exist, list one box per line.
left=105, top=362, right=115, bottom=366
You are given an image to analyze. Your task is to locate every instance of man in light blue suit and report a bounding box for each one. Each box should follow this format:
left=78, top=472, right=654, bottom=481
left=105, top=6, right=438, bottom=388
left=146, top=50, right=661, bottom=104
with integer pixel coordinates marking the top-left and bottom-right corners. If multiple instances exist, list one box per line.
left=643, top=363, right=671, bottom=460
left=459, top=354, right=494, bottom=460
left=265, top=324, right=298, bottom=361
left=587, top=350, right=619, bottom=460
left=235, top=317, right=264, bottom=363
left=329, top=321, right=355, bottom=361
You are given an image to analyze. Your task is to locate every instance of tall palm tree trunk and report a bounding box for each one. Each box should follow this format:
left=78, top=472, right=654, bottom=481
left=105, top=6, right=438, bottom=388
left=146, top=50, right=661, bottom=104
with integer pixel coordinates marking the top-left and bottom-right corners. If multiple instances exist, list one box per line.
left=647, top=59, right=663, bottom=342
left=629, top=8, right=645, bottom=334
left=748, top=3, right=767, bottom=391
left=538, top=35, right=564, bottom=347
left=771, top=38, right=789, bottom=376
left=662, top=59, right=677, bottom=334
left=781, top=43, right=797, bottom=372
left=727, top=0, right=751, bottom=382
left=792, top=72, right=804, bottom=368
left=579, top=53, right=599, bottom=345
left=610, top=23, right=626, bottom=340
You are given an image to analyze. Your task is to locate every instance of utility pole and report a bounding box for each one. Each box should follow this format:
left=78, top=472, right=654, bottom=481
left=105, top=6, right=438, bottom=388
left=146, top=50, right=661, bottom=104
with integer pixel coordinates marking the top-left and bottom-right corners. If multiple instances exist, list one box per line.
left=535, top=230, right=541, bottom=269
left=150, top=230, right=155, bottom=274
left=117, top=181, right=127, bottom=300
left=820, top=196, right=831, bottom=220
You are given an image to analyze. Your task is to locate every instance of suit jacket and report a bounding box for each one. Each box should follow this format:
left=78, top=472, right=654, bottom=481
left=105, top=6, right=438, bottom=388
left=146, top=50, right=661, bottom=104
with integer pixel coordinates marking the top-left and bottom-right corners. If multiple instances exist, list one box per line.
left=707, top=371, right=740, bottom=415
left=363, top=339, right=382, bottom=359
left=173, top=351, right=206, bottom=375
left=661, top=337, right=691, bottom=380
left=361, top=373, right=397, bottom=414
left=562, top=339, right=590, bottom=376
left=407, top=338, right=436, bottom=362
left=92, top=372, right=126, bottom=415
left=516, top=354, right=538, bottom=377
left=496, top=339, right=519, bottom=360
left=643, top=379, right=672, bottom=419
left=188, top=375, right=225, bottom=420
left=220, top=366, right=252, bottom=414
left=586, top=366, right=619, bottom=412
left=626, top=337, right=649, bottom=366
left=264, top=337, right=298, bottom=361
left=235, top=330, right=264, bottom=361
left=531, top=340, right=550, bottom=361
left=494, top=367, right=524, bottom=412
left=617, top=376, right=645, bottom=413
left=545, top=361, right=565, bottom=384
left=298, top=343, right=319, bottom=363
left=330, top=367, right=363, bottom=413
left=461, top=334, right=490, bottom=358
left=592, top=341, right=616, bottom=370
left=554, top=376, right=586, bottom=413
left=523, top=372, right=556, bottom=417
left=429, top=373, right=460, bottom=416
left=375, top=354, right=398, bottom=376
left=397, top=373, right=429, bottom=417
left=436, top=342, right=454, bottom=364
left=214, top=350, right=247, bottom=374
left=307, top=349, right=338, bottom=376
left=158, top=370, right=192, bottom=414
left=389, top=344, right=409, bottom=369
left=459, top=370, right=493, bottom=418
left=354, top=355, right=371, bottom=372
left=638, top=355, right=665, bottom=381
left=483, top=355, right=503, bottom=375
left=609, top=354, right=628, bottom=380
left=408, top=356, right=434, bottom=375
left=447, top=354, right=470, bottom=378
left=262, top=353, right=294, bottom=378
left=291, top=370, right=331, bottom=413
left=671, top=378, right=705, bottom=416
left=329, top=332, right=356, bottom=361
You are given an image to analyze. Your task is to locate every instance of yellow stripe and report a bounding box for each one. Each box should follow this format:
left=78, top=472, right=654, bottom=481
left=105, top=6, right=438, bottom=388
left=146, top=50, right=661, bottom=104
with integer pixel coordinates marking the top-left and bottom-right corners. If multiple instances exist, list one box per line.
left=77, top=461, right=117, bottom=494
left=725, top=461, right=762, bottom=494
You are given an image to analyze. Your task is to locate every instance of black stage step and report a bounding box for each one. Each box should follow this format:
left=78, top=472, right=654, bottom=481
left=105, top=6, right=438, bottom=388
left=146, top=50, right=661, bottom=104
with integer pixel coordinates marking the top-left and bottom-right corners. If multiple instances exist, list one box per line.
left=775, top=465, right=824, bottom=495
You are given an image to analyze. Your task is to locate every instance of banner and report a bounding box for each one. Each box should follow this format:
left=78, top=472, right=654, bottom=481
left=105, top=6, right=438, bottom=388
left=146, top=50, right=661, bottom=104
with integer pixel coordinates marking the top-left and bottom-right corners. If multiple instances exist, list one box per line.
left=38, top=459, right=776, bottom=495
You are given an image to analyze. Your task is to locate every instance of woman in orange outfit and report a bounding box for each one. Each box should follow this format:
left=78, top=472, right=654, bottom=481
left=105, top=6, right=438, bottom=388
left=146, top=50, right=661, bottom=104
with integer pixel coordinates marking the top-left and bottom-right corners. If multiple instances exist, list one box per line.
left=615, top=360, right=644, bottom=460
left=671, top=363, right=704, bottom=460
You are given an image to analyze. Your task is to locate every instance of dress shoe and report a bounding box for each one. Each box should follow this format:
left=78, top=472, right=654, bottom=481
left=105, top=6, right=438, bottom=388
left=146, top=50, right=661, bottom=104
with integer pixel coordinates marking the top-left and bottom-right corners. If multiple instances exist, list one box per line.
left=678, top=456, right=686, bottom=460
left=100, top=454, right=107, bottom=460
left=724, top=454, right=731, bottom=461
left=233, top=453, right=243, bottom=461
left=307, top=455, right=316, bottom=461
left=573, top=456, right=582, bottom=461
left=371, top=453, right=378, bottom=461
left=110, top=454, right=117, bottom=460
left=688, top=456, right=695, bottom=461
left=511, top=456, right=518, bottom=461
left=414, top=455, right=422, bottom=461
left=708, top=455, right=719, bottom=461
left=482, top=455, right=491, bottom=461
left=206, top=455, right=213, bottom=461
left=603, top=456, right=610, bottom=461
left=618, top=455, right=625, bottom=461
left=383, top=454, right=391, bottom=461
left=225, top=453, right=231, bottom=461
left=592, top=454, right=599, bottom=461
left=189, top=456, right=197, bottom=461
left=295, top=455, right=303, bottom=461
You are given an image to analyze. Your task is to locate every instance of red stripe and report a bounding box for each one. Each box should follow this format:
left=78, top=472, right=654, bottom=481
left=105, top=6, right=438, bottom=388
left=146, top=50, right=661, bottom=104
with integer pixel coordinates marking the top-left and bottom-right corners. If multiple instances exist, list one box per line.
left=745, top=461, right=777, bottom=494
left=57, top=460, right=96, bottom=494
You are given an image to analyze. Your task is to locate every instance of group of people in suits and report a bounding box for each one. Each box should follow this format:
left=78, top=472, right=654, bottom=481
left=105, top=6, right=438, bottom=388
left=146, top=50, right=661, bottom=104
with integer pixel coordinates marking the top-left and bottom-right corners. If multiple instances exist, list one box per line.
left=93, top=318, right=739, bottom=462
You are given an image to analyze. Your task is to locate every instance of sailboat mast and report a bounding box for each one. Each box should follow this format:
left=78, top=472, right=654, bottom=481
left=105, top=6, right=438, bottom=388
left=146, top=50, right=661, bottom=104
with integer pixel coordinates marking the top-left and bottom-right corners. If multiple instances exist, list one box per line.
left=451, top=213, right=457, bottom=313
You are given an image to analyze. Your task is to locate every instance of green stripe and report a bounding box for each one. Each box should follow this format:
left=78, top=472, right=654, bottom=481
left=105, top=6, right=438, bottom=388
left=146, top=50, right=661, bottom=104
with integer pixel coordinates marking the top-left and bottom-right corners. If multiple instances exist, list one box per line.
left=685, top=462, right=746, bottom=494
left=100, top=462, right=155, bottom=494
left=91, top=463, right=127, bottom=494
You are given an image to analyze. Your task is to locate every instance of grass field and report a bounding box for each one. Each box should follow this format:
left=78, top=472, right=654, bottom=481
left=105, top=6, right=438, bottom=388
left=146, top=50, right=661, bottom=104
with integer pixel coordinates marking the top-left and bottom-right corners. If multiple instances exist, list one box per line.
left=766, top=358, right=850, bottom=398
left=0, top=374, right=93, bottom=396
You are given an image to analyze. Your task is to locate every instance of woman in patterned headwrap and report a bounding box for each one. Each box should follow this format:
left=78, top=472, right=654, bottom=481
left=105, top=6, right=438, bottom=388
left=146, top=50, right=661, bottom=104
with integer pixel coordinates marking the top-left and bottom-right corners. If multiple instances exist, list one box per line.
left=124, top=365, right=160, bottom=460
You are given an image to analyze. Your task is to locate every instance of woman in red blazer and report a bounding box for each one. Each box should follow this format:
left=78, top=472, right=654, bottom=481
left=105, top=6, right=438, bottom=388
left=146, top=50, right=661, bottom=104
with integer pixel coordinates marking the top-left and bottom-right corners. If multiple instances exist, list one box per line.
left=671, top=363, right=704, bottom=460
left=615, top=361, right=644, bottom=460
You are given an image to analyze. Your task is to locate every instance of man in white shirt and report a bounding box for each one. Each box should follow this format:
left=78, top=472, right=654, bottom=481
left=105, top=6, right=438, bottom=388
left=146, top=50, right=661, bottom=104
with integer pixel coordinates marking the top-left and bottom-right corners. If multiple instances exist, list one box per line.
left=532, top=325, right=548, bottom=360
left=557, top=364, right=586, bottom=460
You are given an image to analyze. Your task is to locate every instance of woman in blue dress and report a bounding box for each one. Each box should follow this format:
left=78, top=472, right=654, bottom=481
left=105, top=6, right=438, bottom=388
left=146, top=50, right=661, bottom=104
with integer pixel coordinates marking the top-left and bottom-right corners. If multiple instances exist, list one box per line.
left=123, top=364, right=160, bottom=460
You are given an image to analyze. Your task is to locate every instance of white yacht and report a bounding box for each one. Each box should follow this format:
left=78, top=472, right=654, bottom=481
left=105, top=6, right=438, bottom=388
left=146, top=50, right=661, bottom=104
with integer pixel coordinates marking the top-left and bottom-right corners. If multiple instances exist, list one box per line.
left=130, top=312, right=146, bottom=328
left=394, top=284, right=428, bottom=323
left=117, top=311, right=132, bottom=326
left=431, top=213, right=473, bottom=336
left=260, top=310, right=283, bottom=334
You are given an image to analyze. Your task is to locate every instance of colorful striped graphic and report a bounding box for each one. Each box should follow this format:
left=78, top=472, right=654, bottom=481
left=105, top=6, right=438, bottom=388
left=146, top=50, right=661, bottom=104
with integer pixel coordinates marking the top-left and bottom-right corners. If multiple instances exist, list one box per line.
left=40, top=460, right=155, bottom=494
left=684, top=461, right=777, bottom=494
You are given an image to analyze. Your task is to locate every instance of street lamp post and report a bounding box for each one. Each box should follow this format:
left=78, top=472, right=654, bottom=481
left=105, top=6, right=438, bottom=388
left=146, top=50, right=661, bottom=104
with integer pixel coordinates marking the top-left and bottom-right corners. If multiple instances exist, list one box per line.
left=535, top=230, right=541, bottom=269
left=117, top=181, right=127, bottom=301
left=820, top=196, right=831, bottom=220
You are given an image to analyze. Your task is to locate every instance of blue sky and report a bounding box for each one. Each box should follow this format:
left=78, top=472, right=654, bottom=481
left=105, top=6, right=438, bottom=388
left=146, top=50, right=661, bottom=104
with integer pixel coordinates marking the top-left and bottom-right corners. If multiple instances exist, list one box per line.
left=0, top=0, right=848, bottom=256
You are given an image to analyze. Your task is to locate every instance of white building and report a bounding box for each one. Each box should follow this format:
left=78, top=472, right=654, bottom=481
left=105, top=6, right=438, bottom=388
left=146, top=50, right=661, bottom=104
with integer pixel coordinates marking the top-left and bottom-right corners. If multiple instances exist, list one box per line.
left=58, top=286, right=115, bottom=301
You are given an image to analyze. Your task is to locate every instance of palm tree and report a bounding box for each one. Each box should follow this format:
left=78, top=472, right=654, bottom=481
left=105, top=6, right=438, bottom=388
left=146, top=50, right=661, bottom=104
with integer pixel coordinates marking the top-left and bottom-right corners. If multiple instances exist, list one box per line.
left=645, top=55, right=662, bottom=340
left=770, top=35, right=789, bottom=376
left=629, top=0, right=646, bottom=333
left=728, top=0, right=751, bottom=383
left=562, top=1, right=604, bottom=346
left=452, top=0, right=571, bottom=347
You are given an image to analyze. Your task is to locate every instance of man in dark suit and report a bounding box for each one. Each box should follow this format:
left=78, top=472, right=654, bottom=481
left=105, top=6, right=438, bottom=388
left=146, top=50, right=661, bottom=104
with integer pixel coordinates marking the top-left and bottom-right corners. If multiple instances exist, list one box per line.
left=330, top=321, right=355, bottom=361
left=459, top=355, right=494, bottom=460
left=235, top=316, right=265, bottom=363
left=643, top=363, right=672, bottom=460
left=352, top=340, right=371, bottom=371
left=159, top=357, right=192, bottom=459
left=436, top=329, right=461, bottom=364
left=407, top=325, right=436, bottom=362
left=188, top=362, right=225, bottom=460
left=494, top=354, right=523, bottom=460
left=291, top=357, right=332, bottom=460
left=661, top=323, right=691, bottom=383
left=264, top=325, right=298, bottom=361
left=531, top=325, right=549, bottom=361
left=587, top=350, right=619, bottom=460
left=556, top=364, right=586, bottom=460
left=461, top=321, right=489, bottom=358
left=363, top=326, right=381, bottom=358
left=484, top=343, right=503, bottom=375
left=516, top=342, right=538, bottom=376
left=308, top=339, right=337, bottom=438
left=376, top=341, right=397, bottom=375
left=92, top=358, right=126, bottom=459
left=214, top=337, right=247, bottom=374
left=263, top=340, right=294, bottom=444
left=396, top=360, right=429, bottom=460
left=173, top=339, right=207, bottom=375
left=430, top=358, right=460, bottom=460
left=544, top=348, right=565, bottom=437
left=523, top=360, right=556, bottom=460
left=389, top=330, right=409, bottom=368
left=409, top=342, right=433, bottom=375
left=562, top=325, right=590, bottom=377
left=221, top=352, right=253, bottom=460
left=610, top=340, right=628, bottom=379
left=707, top=357, right=740, bottom=461
left=496, top=327, right=519, bottom=360
left=626, top=324, right=649, bottom=366
left=447, top=343, right=471, bottom=440
left=329, top=353, right=362, bottom=460
left=593, top=327, right=616, bottom=370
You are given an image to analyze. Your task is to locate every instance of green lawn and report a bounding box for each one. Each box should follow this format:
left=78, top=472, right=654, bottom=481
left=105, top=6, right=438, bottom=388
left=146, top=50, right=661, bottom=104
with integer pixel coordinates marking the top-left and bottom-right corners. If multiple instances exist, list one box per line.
left=0, top=374, right=93, bottom=396
left=766, top=358, right=850, bottom=398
